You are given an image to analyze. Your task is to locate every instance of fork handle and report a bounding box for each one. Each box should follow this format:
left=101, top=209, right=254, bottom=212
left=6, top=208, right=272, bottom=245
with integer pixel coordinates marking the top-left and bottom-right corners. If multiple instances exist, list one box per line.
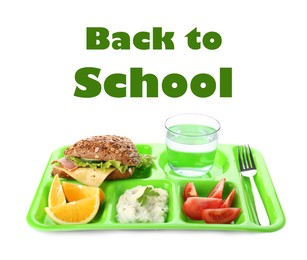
left=249, top=176, right=270, bottom=226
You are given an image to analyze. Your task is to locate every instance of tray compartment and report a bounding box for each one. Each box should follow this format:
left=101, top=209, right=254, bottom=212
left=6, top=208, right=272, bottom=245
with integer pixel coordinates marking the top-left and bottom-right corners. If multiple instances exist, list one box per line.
left=31, top=179, right=110, bottom=228
left=177, top=179, right=246, bottom=225
left=108, top=179, right=175, bottom=224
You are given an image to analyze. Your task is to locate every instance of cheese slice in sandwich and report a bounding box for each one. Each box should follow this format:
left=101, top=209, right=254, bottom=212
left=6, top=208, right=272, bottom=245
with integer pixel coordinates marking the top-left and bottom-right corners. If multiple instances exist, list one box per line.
left=51, top=135, right=154, bottom=185
left=52, top=165, right=115, bottom=187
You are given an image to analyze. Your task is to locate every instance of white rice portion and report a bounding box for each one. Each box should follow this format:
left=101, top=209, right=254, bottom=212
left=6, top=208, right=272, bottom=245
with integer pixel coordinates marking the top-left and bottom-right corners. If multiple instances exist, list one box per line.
left=116, top=185, right=168, bottom=223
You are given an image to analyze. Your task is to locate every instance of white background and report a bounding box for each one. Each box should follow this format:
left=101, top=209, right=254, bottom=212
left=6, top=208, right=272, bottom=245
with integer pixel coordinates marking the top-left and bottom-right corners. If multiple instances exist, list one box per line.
left=1, top=0, right=306, bottom=259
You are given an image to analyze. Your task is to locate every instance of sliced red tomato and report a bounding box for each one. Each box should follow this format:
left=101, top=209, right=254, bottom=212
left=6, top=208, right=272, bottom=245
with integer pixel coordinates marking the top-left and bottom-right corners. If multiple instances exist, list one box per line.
left=201, top=208, right=241, bottom=224
left=184, top=182, right=198, bottom=200
left=208, top=178, right=226, bottom=199
left=221, top=188, right=236, bottom=208
left=183, top=197, right=222, bottom=220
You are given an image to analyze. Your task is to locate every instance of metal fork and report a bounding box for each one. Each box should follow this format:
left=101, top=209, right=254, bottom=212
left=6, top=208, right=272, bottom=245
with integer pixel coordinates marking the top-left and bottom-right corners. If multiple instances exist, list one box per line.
left=238, top=145, right=270, bottom=226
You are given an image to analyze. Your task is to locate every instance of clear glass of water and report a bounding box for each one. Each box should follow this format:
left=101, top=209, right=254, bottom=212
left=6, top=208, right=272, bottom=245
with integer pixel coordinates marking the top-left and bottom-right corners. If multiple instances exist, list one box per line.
left=165, top=113, right=221, bottom=177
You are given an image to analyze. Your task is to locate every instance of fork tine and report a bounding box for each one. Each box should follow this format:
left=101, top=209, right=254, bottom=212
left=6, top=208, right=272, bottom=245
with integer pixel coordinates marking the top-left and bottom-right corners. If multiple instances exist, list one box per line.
left=238, top=146, right=244, bottom=170
left=247, top=145, right=256, bottom=168
left=242, top=145, right=249, bottom=169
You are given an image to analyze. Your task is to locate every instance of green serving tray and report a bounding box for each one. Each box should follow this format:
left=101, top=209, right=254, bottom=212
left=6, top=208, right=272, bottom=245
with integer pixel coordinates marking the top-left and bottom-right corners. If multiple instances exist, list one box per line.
left=27, top=144, right=285, bottom=232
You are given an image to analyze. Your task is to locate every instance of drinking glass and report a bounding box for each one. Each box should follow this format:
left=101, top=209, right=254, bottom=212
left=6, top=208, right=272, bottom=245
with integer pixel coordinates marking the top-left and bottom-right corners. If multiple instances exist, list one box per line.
left=165, top=113, right=220, bottom=177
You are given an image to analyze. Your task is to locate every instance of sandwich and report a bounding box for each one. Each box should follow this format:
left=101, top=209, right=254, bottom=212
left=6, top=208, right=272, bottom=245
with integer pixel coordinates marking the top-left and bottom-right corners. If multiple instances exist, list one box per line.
left=51, top=135, right=154, bottom=187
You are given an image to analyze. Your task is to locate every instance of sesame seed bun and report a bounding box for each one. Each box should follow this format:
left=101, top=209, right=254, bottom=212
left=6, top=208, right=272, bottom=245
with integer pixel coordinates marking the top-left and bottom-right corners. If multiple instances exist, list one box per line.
left=64, top=135, right=140, bottom=166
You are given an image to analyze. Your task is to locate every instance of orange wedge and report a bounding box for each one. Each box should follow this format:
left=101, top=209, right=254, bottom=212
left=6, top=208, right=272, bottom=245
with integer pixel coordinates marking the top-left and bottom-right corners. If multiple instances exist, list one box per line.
left=48, top=174, right=66, bottom=207
left=45, top=191, right=100, bottom=224
left=62, top=182, right=105, bottom=203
